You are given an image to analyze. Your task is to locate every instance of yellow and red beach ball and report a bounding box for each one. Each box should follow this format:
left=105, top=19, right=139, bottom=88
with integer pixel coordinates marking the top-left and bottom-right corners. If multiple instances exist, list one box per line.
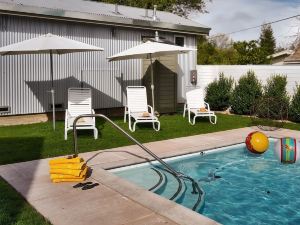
left=246, top=131, right=269, bottom=154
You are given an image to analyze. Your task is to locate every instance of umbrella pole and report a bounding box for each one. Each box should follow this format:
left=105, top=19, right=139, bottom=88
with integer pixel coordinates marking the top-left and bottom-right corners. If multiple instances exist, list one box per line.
left=149, top=54, right=155, bottom=113
left=50, top=51, right=55, bottom=130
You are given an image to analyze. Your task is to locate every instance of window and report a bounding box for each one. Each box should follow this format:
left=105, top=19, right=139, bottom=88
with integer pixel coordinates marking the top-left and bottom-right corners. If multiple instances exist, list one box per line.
left=0, top=106, right=11, bottom=114
left=175, top=36, right=185, bottom=47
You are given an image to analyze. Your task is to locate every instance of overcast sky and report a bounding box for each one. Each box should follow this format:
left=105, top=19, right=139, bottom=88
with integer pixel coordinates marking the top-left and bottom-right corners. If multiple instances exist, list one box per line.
left=190, top=0, right=300, bottom=48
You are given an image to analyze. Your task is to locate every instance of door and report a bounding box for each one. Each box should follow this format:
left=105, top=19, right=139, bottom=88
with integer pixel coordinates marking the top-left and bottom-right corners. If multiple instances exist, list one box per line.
left=142, top=55, right=177, bottom=113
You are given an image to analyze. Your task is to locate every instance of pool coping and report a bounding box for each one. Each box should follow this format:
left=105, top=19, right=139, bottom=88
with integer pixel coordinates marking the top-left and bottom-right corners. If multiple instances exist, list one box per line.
left=1, top=127, right=300, bottom=225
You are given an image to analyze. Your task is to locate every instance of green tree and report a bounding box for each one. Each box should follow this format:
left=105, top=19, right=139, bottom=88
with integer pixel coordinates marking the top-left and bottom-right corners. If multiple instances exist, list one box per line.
left=96, top=0, right=209, bottom=17
left=260, top=23, right=276, bottom=56
left=197, top=36, right=239, bottom=65
left=262, top=75, right=289, bottom=120
left=205, top=73, right=234, bottom=110
left=233, top=40, right=270, bottom=64
left=231, top=71, right=262, bottom=115
left=289, top=85, right=300, bottom=122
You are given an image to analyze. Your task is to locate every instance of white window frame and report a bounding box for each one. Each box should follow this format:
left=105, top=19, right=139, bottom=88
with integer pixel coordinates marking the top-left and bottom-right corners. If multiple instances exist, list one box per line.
left=174, top=35, right=186, bottom=47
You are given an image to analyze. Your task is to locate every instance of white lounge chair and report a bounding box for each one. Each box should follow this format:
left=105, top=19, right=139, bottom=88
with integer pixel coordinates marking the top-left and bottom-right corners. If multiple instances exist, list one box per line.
left=125, top=86, right=160, bottom=132
left=183, top=88, right=217, bottom=125
left=64, top=88, right=98, bottom=140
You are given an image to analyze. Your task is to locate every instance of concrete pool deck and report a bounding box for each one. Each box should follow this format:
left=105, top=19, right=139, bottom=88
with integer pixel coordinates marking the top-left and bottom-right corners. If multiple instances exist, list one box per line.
left=0, top=127, right=299, bottom=225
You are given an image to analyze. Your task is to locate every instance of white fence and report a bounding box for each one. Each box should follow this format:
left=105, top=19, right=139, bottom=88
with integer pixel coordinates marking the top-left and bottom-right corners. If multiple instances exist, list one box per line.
left=195, top=65, right=300, bottom=96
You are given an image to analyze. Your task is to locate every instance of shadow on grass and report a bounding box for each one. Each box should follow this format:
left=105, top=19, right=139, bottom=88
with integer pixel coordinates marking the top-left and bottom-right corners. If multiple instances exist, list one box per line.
left=0, top=137, right=44, bottom=165
left=0, top=137, right=50, bottom=224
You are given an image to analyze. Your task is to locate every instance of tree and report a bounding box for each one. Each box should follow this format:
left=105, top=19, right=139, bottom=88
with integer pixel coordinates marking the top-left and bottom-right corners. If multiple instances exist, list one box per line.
left=197, top=36, right=239, bottom=65
left=205, top=73, right=234, bottom=110
left=96, top=0, right=209, bottom=17
left=259, top=23, right=276, bottom=56
left=289, top=85, right=300, bottom=123
left=233, top=40, right=270, bottom=64
left=231, top=71, right=262, bottom=115
left=210, top=33, right=233, bottom=49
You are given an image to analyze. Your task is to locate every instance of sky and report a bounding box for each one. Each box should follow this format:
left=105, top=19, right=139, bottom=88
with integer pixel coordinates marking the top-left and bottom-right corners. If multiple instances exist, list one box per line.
left=190, top=0, right=300, bottom=48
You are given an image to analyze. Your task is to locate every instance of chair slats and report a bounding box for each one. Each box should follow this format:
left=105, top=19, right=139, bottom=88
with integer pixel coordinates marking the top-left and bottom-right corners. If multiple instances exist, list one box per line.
left=127, top=86, right=148, bottom=112
left=65, top=88, right=98, bottom=140
left=186, top=89, right=205, bottom=108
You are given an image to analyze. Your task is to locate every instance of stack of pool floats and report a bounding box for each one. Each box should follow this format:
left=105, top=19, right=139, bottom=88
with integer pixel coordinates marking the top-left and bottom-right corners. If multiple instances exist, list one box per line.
left=49, top=157, right=88, bottom=183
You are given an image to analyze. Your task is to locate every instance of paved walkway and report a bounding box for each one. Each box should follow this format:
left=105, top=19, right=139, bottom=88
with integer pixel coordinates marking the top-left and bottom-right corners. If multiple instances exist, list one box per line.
left=0, top=127, right=299, bottom=225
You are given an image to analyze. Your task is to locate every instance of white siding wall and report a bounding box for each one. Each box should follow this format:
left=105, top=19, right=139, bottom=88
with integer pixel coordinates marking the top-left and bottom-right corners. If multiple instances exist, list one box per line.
left=0, top=14, right=198, bottom=115
left=177, top=35, right=197, bottom=103
left=195, top=65, right=300, bottom=96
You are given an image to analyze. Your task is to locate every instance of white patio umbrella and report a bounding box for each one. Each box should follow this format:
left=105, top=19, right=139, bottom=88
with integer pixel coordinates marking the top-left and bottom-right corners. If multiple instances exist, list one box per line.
left=0, top=33, right=104, bottom=130
left=107, top=40, right=195, bottom=112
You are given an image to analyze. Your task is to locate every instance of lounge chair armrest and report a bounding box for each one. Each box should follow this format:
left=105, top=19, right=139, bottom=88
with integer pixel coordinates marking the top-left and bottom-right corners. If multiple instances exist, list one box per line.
left=204, top=102, right=211, bottom=111
left=92, top=109, right=96, bottom=122
left=148, top=105, right=154, bottom=115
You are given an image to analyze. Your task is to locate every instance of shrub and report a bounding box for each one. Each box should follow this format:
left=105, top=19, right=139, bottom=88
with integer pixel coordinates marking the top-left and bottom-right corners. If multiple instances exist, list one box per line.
left=289, top=85, right=300, bottom=122
left=231, top=70, right=262, bottom=115
left=205, top=73, right=233, bottom=110
left=260, top=74, right=289, bottom=120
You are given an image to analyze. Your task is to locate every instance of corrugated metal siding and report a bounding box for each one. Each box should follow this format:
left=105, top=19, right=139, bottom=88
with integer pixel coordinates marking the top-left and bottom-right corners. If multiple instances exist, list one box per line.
left=0, top=15, right=198, bottom=115
left=0, top=15, right=143, bottom=115
left=177, top=35, right=197, bottom=102
left=196, top=65, right=300, bottom=96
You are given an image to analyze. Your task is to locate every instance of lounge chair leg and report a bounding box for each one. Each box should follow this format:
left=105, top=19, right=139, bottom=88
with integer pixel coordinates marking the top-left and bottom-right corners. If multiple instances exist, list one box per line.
left=209, top=115, right=217, bottom=124
left=133, top=121, right=137, bottom=132
left=128, top=116, right=134, bottom=132
left=213, top=115, right=217, bottom=124
left=64, top=129, right=68, bottom=140
left=94, top=128, right=98, bottom=139
left=192, top=115, right=196, bottom=125
left=124, top=108, right=127, bottom=123
left=188, top=112, right=195, bottom=125
left=183, top=104, right=186, bottom=118
left=152, top=121, right=160, bottom=131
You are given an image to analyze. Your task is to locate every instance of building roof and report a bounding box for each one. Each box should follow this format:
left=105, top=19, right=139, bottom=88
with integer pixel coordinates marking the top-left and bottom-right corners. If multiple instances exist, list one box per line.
left=270, top=49, right=294, bottom=59
left=0, top=0, right=210, bottom=35
left=284, top=47, right=300, bottom=63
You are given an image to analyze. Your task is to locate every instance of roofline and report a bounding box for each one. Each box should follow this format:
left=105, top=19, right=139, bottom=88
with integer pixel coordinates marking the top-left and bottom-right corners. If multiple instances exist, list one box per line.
left=0, top=2, right=210, bottom=36
left=284, top=60, right=300, bottom=63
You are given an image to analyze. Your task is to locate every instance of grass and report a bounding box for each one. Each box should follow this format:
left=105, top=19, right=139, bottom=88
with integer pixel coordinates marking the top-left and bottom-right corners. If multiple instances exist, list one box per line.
left=0, top=177, right=51, bottom=225
left=0, top=113, right=299, bottom=165
left=0, top=113, right=249, bottom=165
left=0, top=113, right=299, bottom=225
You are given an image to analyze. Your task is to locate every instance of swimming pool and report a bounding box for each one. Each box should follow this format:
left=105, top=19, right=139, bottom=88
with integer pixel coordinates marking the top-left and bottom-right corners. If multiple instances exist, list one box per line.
left=112, top=140, right=300, bottom=225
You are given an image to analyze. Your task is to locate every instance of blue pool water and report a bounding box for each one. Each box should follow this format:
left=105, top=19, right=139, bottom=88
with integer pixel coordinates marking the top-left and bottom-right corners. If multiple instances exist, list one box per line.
left=113, top=141, right=300, bottom=225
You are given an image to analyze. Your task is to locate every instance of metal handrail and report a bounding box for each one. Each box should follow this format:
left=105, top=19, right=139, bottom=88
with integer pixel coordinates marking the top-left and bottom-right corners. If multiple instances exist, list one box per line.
left=72, top=114, right=204, bottom=210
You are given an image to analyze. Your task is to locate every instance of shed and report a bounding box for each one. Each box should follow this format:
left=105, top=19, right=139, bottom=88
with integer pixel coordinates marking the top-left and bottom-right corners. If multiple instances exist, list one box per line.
left=0, top=0, right=210, bottom=116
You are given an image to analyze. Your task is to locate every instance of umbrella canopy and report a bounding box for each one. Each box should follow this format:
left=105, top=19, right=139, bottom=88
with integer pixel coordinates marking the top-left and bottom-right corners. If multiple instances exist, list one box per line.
left=107, top=41, right=195, bottom=112
left=0, top=33, right=104, bottom=55
left=0, top=33, right=104, bottom=130
left=107, top=41, right=195, bottom=61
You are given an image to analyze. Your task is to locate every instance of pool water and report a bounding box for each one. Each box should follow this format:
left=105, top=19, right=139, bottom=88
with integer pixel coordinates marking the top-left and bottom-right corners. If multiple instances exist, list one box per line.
left=113, top=141, right=300, bottom=225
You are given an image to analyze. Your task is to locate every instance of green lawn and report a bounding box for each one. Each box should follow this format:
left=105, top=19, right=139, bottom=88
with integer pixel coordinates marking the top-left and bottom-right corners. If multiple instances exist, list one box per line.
left=0, top=113, right=299, bottom=165
left=0, top=113, right=299, bottom=225
left=0, top=113, right=249, bottom=165
left=0, top=177, right=51, bottom=225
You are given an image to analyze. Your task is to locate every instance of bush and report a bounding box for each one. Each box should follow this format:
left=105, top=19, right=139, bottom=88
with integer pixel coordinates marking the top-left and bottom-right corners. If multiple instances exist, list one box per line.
left=231, top=71, right=262, bottom=115
left=289, top=85, right=300, bottom=122
left=205, top=73, right=233, bottom=110
left=260, top=74, right=289, bottom=120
